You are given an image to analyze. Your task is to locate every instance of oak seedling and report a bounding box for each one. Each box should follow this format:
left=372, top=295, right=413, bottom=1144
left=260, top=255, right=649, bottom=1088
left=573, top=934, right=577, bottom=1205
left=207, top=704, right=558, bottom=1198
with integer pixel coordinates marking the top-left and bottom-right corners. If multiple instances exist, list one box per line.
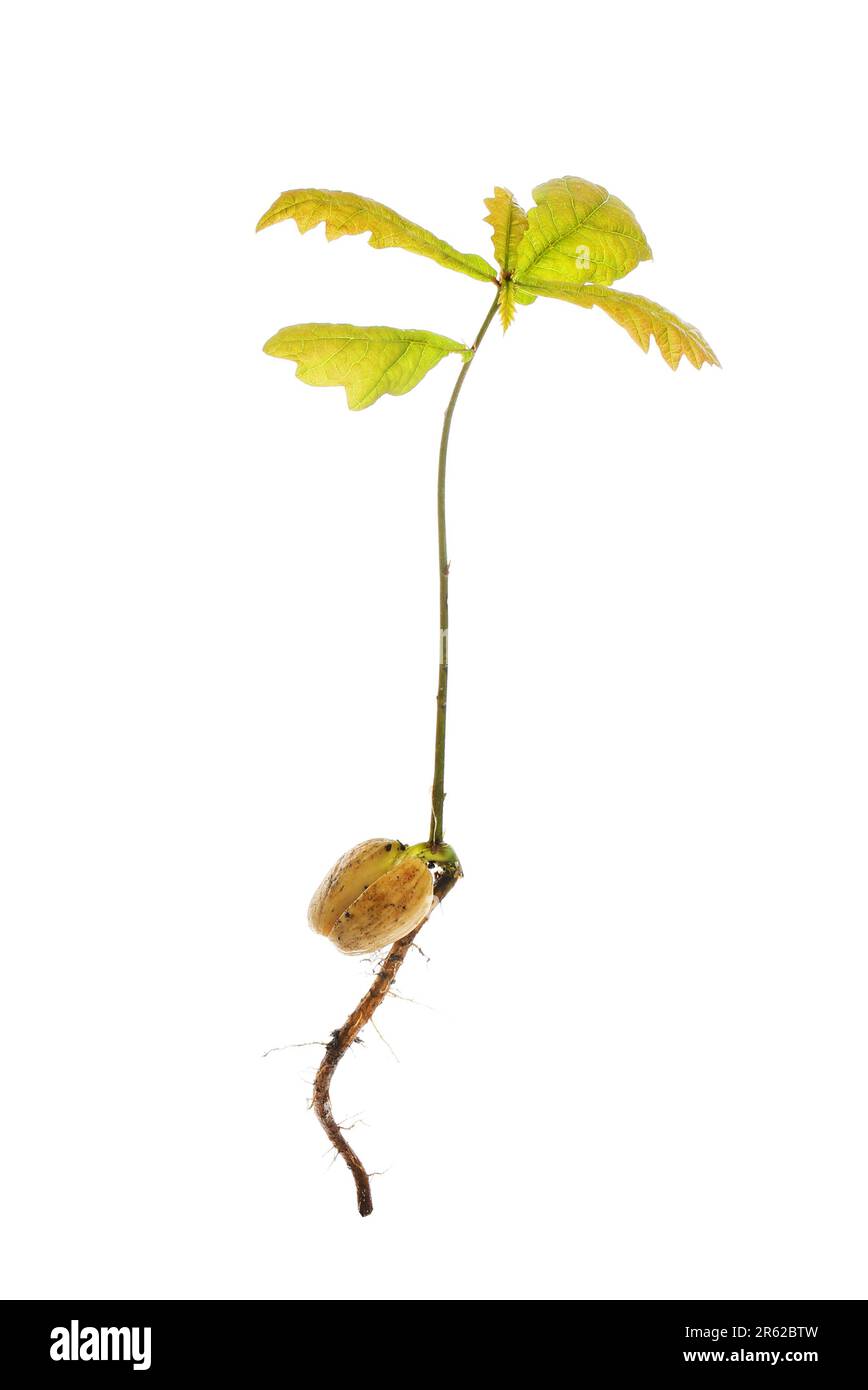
left=258, top=177, right=718, bottom=1216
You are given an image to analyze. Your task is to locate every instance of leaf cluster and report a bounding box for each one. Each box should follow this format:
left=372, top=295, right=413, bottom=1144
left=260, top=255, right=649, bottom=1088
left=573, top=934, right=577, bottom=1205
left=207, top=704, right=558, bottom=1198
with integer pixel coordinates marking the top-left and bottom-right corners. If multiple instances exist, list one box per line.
left=258, top=178, right=718, bottom=408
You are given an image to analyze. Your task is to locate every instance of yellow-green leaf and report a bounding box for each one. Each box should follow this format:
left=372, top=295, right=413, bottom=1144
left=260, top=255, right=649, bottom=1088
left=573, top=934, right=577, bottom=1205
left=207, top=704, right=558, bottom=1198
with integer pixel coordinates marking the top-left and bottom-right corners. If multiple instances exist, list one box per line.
left=262, top=324, right=471, bottom=410
left=513, top=176, right=652, bottom=290
left=483, top=187, right=528, bottom=274
left=524, top=280, right=719, bottom=370
left=497, top=280, right=517, bottom=331
left=256, top=188, right=497, bottom=284
left=483, top=186, right=536, bottom=330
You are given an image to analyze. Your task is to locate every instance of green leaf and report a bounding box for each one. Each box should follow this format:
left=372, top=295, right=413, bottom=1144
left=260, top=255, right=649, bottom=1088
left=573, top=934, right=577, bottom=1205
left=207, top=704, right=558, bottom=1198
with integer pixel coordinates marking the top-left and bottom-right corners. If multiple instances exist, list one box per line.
left=256, top=188, right=497, bottom=284
left=483, top=187, right=536, bottom=331
left=262, top=324, right=471, bottom=409
left=483, top=187, right=528, bottom=274
left=524, top=280, right=719, bottom=370
left=513, top=176, right=652, bottom=291
left=497, top=280, right=518, bottom=331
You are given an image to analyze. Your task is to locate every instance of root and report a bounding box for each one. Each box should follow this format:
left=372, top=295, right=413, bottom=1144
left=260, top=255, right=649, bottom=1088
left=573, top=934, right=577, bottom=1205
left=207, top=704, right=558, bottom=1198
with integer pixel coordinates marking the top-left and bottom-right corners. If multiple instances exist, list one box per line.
left=311, top=866, right=458, bottom=1217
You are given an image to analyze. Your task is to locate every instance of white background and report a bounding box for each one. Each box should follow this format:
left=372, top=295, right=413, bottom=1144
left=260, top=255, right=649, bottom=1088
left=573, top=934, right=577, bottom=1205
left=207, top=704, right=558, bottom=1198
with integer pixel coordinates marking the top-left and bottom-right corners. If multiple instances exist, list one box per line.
left=1, top=1, right=866, bottom=1301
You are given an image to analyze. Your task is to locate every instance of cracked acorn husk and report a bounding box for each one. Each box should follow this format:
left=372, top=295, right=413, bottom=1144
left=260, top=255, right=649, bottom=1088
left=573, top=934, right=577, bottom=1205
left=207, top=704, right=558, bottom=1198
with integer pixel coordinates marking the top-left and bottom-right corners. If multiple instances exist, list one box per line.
left=309, top=839, right=435, bottom=955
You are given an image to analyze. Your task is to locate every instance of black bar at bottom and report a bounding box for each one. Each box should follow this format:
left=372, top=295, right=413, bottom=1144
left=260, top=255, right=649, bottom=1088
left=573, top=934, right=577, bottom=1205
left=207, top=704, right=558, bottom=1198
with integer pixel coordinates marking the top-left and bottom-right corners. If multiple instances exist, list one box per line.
left=3, top=1299, right=864, bottom=1375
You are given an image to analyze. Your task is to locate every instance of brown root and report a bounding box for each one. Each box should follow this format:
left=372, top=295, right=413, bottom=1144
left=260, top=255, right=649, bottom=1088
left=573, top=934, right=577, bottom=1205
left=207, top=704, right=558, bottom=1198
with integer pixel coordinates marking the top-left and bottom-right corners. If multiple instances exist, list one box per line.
left=311, top=866, right=458, bottom=1217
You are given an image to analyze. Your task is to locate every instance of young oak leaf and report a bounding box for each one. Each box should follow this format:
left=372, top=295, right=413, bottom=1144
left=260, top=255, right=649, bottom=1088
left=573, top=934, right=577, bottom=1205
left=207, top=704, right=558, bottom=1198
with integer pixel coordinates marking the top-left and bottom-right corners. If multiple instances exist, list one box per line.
left=513, top=176, right=652, bottom=290
left=262, top=324, right=472, bottom=410
left=522, top=280, right=719, bottom=370
left=484, top=187, right=528, bottom=274
left=483, top=187, right=537, bottom=331
left=256, top=189, right=497, bottom=285
left=498, top=280, right=518, bottom=331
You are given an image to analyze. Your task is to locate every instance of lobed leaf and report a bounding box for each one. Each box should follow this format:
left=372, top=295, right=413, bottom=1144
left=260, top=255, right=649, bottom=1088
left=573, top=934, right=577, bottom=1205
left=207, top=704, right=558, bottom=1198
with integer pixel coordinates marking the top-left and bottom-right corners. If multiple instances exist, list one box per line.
left=497, top=280, right=517, bottom=331
left=483, top=186, right=537, bottom=330
left=262, top=324, right=471, bottom=409
left=483, top=187, right=528, bottom=274
left=513, top=176, right=652, bottom=291
left=524, top=280, right=719, bottom=370
left=257, top=188, right=497, bottom=284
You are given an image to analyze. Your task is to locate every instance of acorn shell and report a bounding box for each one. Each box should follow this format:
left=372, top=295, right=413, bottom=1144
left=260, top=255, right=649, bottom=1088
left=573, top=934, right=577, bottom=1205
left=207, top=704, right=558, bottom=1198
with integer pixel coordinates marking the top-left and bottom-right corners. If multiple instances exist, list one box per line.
left=308, top=839, right=435, bottom=954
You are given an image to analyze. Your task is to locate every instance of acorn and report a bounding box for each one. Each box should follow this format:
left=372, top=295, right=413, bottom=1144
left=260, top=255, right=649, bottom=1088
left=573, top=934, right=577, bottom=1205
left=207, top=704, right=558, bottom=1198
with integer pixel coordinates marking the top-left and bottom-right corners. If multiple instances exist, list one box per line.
left=309, top=839, right=436, bottom=955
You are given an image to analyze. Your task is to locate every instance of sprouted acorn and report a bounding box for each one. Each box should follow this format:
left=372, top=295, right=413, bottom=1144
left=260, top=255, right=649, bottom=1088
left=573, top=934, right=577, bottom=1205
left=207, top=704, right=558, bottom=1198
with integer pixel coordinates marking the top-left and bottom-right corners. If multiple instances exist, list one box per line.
left=309, top=839, right=436, bottom=955
left=263, top=177, right=716, bottom=1216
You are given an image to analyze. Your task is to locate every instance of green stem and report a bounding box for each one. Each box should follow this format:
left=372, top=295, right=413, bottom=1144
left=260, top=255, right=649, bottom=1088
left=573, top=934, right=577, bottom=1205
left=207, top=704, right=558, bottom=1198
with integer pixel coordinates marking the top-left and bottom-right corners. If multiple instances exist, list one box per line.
left=429, top=287, right=501, bottom=845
